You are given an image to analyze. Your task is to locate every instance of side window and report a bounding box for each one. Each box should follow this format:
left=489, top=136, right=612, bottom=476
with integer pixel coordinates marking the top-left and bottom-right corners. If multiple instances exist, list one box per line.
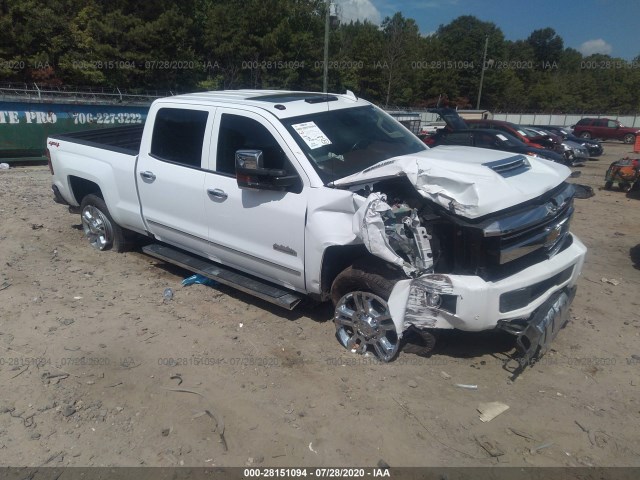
left=594, top=119, right=607, bottom=127
left=151, top=108, right=208, bottom=168
left=444, top=132, right=471, bottom=146
left=473, top=132, right=497, bottom=148
left=216, top=114, right=291, bottom=175
left=607, top=120, right=617, bottom=128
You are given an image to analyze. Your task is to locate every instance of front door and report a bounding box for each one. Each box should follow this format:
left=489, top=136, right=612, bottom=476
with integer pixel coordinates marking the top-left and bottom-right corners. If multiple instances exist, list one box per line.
left=203, top=109, right=308, bottom=291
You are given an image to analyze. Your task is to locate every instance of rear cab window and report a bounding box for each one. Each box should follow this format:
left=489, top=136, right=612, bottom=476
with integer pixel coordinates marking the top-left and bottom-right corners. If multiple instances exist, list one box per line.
left=151, top=108, right=209, bottom=168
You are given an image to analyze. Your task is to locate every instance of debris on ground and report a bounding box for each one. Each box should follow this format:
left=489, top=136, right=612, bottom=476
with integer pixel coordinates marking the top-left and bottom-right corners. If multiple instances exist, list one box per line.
left=530, top=441, right=554, bottom=454
left=163, top=288, right=174, bottom=302
left=508, top=427, right=537, bottom=441
left=601, top=277, right=620, bottom=286
left=455, top=384, right=478, bottom=390
left=182, top=274, right=218, bottom=287
left=475, top=435, right=504, bottom=457
left=477, top=402, right=510, bottom=422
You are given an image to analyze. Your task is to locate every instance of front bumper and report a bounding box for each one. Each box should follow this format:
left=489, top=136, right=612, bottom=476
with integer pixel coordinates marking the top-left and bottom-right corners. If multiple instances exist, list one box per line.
left=498, top=287, right=575, bottom=377
left=388, top=233, right=587, bottom=333
left=587, top=145, right=603, bottom=157
left=573, top=148, right=589, bottom=160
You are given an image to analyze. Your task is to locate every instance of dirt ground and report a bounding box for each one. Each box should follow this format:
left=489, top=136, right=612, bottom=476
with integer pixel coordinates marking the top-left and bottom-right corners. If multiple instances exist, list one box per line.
left=0, top=142, right=639, bottom=468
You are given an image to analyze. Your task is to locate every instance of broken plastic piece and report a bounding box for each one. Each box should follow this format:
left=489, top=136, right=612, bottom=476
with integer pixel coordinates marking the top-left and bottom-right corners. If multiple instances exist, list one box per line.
left=352, top=193, right=412, bottom=273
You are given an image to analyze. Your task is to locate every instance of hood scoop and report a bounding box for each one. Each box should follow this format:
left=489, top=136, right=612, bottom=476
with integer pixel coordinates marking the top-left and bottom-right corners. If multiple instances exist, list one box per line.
left=483, top=155, right=531, bottom=178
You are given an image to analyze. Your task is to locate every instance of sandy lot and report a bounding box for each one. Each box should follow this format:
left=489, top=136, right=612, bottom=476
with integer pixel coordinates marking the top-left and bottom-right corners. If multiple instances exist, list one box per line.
left=0, top=143, right=639, bottom=468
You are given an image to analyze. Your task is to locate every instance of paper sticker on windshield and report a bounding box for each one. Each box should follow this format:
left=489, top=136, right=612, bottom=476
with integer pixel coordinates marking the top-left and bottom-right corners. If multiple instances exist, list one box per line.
left=291, top=121, right=332, bottom=149
left=496, top=134, right=508, bottom=141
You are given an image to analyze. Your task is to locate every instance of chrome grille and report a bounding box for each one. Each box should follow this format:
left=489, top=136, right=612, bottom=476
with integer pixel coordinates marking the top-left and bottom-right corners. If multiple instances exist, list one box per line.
left=482, top=183, right=575, bottom=265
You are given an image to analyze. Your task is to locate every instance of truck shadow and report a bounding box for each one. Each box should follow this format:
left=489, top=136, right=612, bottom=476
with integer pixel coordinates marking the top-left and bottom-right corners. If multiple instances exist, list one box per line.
left=150, top=258, right=333, bottom=323
left=427, top=329, right=516, bottom=359
left=631, top=244, right=640, bottom=270
left=145, top=253, right=525, bottom=361
left=148, top=255, right=522, bottom=358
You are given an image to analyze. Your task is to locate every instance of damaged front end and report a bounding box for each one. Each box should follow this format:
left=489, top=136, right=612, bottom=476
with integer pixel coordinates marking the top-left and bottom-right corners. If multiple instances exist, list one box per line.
left=338, top=170, right=585, bottom=371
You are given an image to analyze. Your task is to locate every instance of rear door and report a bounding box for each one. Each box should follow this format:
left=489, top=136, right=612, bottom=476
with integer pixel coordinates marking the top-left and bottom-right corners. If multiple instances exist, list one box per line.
left=202, top=109, right=308, bottom=291
left=137, top=105, right=215, bottom=253
left=593, top=119, right=607, bottom=139
left=606, top=119, right=621, bottom=140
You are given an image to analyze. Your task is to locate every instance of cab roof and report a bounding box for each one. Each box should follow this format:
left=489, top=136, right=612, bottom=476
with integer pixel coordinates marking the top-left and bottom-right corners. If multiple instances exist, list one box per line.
left=156, top=89, right=369, bottom=119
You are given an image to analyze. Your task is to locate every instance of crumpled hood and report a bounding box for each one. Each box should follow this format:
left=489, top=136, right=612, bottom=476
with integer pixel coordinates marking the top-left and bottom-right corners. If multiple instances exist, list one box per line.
left=333, top=146, right=571, bottom=219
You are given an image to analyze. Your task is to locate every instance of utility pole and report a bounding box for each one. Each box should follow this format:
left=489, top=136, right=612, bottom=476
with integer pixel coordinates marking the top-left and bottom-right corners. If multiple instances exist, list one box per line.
left=323, top=0, right=330, bottom=93
left=476, top=34, right=489, bottom=110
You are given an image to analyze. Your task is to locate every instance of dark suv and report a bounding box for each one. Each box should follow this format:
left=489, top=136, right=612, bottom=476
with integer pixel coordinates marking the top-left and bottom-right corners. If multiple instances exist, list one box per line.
left=572, top=118, right=639, bottom=144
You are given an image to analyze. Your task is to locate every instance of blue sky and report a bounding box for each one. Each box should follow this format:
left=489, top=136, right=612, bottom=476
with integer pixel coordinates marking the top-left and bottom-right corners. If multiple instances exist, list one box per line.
left=339, top=0, right=640, bottom=60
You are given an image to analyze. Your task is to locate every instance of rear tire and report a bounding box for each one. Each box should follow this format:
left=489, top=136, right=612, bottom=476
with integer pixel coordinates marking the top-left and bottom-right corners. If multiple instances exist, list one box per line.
left=580, top=132, right=592, bottom=140
left=80, top=194, right=130, bottom=252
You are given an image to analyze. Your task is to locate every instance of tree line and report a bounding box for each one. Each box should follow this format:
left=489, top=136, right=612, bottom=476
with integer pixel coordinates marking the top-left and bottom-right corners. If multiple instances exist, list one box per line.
left=1, top=0, right=639, bottom=113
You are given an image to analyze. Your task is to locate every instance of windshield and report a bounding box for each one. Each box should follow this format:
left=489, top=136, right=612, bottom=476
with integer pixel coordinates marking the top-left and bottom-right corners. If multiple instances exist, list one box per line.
left=282, top=105, right=427, bottom=183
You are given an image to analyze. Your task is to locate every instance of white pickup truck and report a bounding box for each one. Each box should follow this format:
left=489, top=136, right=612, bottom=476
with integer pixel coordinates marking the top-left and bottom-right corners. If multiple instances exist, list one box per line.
left=48, top=90, right=587, bottom=373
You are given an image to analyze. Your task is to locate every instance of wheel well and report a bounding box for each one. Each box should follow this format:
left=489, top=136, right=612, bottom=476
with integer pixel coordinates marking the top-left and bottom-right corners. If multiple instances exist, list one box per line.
left=69, top=176, right=102, bottom=205
left=320, top=245, right=368, bottom=300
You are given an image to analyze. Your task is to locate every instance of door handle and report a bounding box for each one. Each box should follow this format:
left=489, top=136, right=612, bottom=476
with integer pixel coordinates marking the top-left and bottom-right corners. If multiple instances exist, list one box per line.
left=207, top=188, right=228, bottom=200
left=139, top=171, right=156, bottom=181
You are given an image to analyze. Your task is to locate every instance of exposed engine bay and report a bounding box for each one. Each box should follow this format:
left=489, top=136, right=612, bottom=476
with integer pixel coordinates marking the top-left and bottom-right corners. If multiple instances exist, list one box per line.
left=351, top=178, right=441, bottom=277
left=342, top=174, right=582, bottom=372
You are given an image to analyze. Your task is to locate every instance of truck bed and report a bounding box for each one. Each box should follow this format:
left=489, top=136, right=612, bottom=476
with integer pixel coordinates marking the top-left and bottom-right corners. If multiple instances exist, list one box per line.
left=50, top=125, right=144, bottom=156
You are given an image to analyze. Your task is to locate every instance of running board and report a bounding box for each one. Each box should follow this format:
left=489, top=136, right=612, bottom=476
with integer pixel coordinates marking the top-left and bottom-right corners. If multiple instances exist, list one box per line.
left=142, top=243, right=304, bottom=310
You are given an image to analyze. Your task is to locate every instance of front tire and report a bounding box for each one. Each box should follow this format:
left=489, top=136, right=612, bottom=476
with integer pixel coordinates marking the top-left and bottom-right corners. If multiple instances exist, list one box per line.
left=623, top=133, right=636, bottom=144
left=331, top=260, right=403, bottom=362
left=80, top=194, right=128, bottom=252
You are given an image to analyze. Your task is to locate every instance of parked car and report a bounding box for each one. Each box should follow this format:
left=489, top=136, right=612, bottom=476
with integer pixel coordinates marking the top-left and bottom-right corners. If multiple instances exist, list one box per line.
left=529, top=125, right=604, bottom=157
left=519, top=127, right=565, bottom=155
left=524, top=127, right=588, bottom=165
left=572, top=118, right=639, bottom=144
left=465, top=119, right=545, bottom=149
left=428, top=128, right=567, bottom=163
left=47, top=91, right=586, bottom=371
left=427, top=109, right=568, bottom=164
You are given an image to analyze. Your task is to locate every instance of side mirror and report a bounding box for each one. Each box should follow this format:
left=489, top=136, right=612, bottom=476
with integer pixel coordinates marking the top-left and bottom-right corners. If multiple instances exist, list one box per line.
left=235, top=150, right=298, bottom=191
